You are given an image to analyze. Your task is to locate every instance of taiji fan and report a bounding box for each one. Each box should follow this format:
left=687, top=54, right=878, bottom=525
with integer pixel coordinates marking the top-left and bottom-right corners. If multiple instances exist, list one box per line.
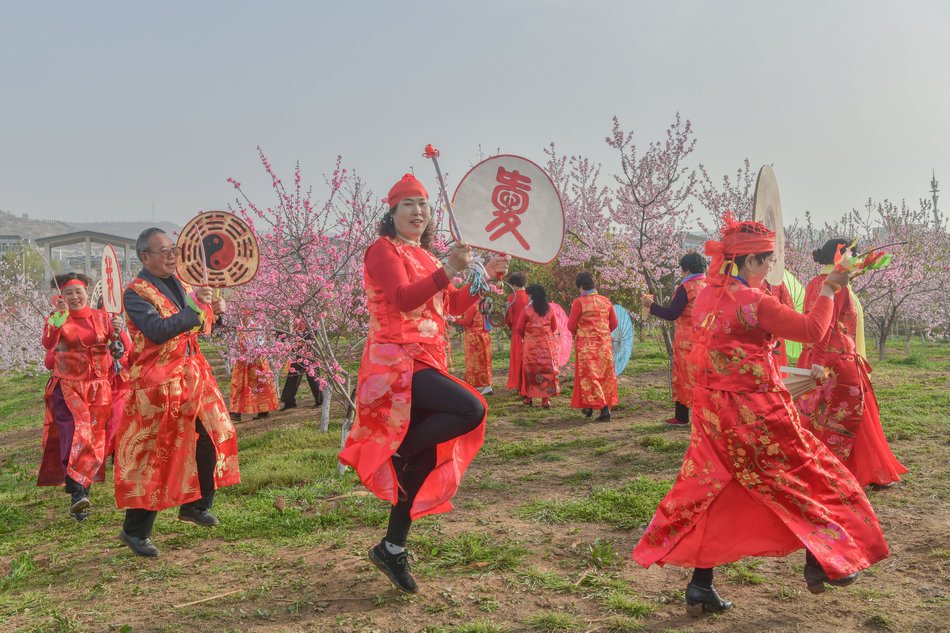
left=451, top=155, right=564, bottom=264
left=752, top=165, right=786, bottom=286
left=177, top=211, right=260, bottom=288
left=549, top=302, right=573, bottom=368
left=612, top=304, right=635, bottom=376
left=99, top=244, right=124, bottom=314
left=89, top=279, right=103, bottom=312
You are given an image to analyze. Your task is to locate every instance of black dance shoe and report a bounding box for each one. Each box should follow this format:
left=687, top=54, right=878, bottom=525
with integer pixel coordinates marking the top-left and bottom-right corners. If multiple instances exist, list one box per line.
left=178, top=506, right=220, bottom=526
left=229, top=412, right=241, bottom=422
left=685, top=582, right=733, bottom=616
left=254, top=412, right=270, bottom=419
left=804, top=563, right=859, bottom=594
left=581, top=408, right=593, bottom=418
left=69, top=510, right=89, bottom=522
left=280, top=401, right=297, bottom=411
left=595, top=407, right=611, bottom=422
left=369, top=541, right=418, bottom=594
left=69, top=490, right=90, bottom=515
left=120, top=530, right=160, bottom=557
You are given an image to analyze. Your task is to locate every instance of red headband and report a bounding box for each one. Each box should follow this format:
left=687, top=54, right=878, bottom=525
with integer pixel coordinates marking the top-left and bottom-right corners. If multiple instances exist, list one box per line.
left=386, top=173, right=428, bottom=208
left=61, top=279, right=87, bottom=289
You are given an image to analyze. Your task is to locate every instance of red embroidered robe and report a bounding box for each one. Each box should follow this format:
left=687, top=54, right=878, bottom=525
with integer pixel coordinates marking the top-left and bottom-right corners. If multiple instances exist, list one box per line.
left=113, top=277, right=240, bottom=511
left=38, top=308, right=115, bottom=487
left=338, top=237, right=484, bottom=520
left=568, top=292, right=618, bottom=408
left=632, top=280, right=889, bottom=578
left=458, top=304, right=492, bottom=388
left=671, top=274, right=706, bottom=406
left=229, top=329, right=280, bottom=415
left=797, top=274, right=907, bottom=486
left=517, top=305, right=560, bottom=398
left=505, top=289, right=529, bottom=390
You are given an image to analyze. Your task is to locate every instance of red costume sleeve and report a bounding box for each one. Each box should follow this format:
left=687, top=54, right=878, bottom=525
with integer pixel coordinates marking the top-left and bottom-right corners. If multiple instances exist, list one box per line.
left=568, top=299, right=582, bottom=335
left=516, top=308, right=528, bottom=338
left=608, top=303, right=618, bottom=332
left=758, top=293, right=833, bottom=344
left=458, top=305, right=476, bottom=328
left=365, top=240, right=451, bottom=313
left=802, top=276, right=841, bottom=368
left=42, top=319, right=61, bottom=350
left=445, top=284, right=479, bottom=316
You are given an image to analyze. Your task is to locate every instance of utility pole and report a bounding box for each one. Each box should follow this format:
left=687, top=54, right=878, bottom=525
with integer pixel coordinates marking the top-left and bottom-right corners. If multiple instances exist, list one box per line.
left=931, top=170, right=940, bottom=227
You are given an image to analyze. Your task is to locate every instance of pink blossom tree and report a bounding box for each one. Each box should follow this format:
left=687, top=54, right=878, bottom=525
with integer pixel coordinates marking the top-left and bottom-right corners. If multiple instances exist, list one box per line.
left=221, top=149, right=384, bottom=455
left=0, top=259, right=52, bottom=375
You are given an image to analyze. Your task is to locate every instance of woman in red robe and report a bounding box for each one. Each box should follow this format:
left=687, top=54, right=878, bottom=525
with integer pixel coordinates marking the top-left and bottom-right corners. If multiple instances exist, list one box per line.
left=797, top=238, right=907, bottom=488
left=631, top=217, right=889, bottom=616
left=568, top=272, right=618, bottom=421
left=458, top=304, right=493, bottom=395
left=228, top=319, right=280, bottom=421
left=516, top=283, right=560, bottom=408
left=39, top=273, right=128, bottom=521
left=505, top=272, right=528, bottom=392
left=641, top=252, right=706, bottom=426
left=338, top=174, right=509, bottom=594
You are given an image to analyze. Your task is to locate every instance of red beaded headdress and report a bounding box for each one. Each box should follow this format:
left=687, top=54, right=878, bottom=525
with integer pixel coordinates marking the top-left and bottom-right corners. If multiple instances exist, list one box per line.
left=386, top=174, right=429, bottom=209
left=705, top=211, right=775, bottom=282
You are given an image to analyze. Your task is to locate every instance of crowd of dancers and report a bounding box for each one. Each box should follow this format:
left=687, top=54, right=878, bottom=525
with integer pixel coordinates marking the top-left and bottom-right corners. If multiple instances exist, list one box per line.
left=37, top=173, right=905, bottom=616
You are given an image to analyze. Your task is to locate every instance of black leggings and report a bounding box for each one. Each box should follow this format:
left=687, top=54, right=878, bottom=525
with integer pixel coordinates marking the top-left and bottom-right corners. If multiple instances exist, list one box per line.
left=384, top=369, right=485, bottom=546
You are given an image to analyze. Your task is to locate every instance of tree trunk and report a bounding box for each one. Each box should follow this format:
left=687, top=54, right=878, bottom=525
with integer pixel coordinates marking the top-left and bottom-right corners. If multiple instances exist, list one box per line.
left=319, top=387, right=332, bottom=432
left=904, top=328, right=912, bottom=354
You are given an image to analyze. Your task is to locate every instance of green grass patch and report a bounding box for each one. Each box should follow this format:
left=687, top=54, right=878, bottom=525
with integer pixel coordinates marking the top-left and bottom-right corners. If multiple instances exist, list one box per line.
left=415, top=531, right=527, bottom=573
left=0, top=373, right=47, bottom=433
left=517, top=477, right=671, bottom=529
left=523, top=612, right=584, bottom=632
left=601, top=589, right=657, bottom=617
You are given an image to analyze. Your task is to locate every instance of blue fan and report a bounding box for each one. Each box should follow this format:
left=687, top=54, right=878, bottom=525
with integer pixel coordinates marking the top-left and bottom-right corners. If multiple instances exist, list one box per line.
left=612, top=304, right=635, bottom=376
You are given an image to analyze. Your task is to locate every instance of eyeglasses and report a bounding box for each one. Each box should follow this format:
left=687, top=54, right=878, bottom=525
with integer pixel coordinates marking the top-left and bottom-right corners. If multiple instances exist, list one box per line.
left=146, top=247, right=181, bottom=258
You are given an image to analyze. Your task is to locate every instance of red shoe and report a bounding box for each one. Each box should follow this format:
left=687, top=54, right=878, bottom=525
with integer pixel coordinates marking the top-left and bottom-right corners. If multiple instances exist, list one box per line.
left=523, top=397, right=533, bottom=406
left=665, top=417, right=689, bottom=427
left=541, top=398, right=550, bottom=409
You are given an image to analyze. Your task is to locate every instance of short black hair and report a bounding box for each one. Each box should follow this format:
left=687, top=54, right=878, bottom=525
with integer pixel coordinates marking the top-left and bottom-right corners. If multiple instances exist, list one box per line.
left=507, top=271, right=527, bottom=287
left=680, top=252, right=706, bottom=274
left=575, top=272, right=595, bottom=290
left=813, top=238, right=853, bottom=265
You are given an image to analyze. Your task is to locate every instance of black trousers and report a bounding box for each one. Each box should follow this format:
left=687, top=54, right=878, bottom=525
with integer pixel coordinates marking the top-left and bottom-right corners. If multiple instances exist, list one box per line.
left=384, top=369, right=485, bottom=547
left=123, top=418, right=217, bottom=538
left=675, top=401, right=690, bottom=423
left=280, top=361, right=323, bottom=405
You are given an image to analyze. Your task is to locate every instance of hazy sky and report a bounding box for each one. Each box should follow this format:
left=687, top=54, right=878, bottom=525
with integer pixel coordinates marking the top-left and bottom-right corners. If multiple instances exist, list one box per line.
left=2, top=1, right=947, bottom=229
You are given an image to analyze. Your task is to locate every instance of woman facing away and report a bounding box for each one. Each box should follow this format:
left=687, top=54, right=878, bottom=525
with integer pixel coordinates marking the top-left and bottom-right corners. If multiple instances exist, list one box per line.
left=568, top=272, right=618, bottom=421
left=632, top=216, right=889, bottom=616
left=457, top=303, right=494, bottom=396
left=796, top=238, right=907, bottom=488
left=641, top=252, right=707, bottom=426
left=338, top=173, right=509, bottom=594
left=516, top=283, right=560, bottom=409
left=39, top=272, right=129, bottom=521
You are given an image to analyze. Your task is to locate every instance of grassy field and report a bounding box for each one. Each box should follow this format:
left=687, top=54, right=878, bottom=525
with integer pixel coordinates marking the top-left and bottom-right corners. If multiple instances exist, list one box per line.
left=0, top=335, right=948, bottom=633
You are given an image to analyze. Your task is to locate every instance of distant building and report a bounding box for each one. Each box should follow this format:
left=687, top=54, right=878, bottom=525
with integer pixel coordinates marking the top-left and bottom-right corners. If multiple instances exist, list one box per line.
left=0, top=234, right=23, bottom=256
left=34, top=230, right=138, bottom=277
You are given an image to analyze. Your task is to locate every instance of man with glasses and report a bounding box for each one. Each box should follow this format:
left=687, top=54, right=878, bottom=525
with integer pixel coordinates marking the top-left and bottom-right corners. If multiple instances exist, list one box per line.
left=113, top=227, right=240, bottom=557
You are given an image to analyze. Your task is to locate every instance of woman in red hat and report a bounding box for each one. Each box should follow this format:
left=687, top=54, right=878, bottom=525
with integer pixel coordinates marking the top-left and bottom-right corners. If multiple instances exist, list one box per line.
left=339, top=174, right=509, bottom=594
left=632, top=216, right=889, bottom=616
left=796, top=238, right=907, bottom=488
left=39, top=273, right=129, bottom=521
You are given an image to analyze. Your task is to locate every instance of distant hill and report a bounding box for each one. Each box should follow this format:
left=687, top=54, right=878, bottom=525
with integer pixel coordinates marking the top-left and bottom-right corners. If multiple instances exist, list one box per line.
left=0, top=210, right=181, bottom=241
left=0, top=210, right=74, bottom=239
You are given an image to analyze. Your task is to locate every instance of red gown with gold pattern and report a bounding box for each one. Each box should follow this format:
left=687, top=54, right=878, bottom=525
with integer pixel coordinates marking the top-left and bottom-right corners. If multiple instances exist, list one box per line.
left=228, top=328, right=280, bottom=415
left=516, top=304, right=560, bottom=398
left=568, top=292, right=618, bottom=408
left=505, top=289, right=529, bottom=390
left=458, top=304, right=492, bottom=389
left=114, top=278, right=240, bottom=511
left=796, top=274, right=907, bottom=486
left=672, top=274, right=705, bottom=407
left=632, top=279, right=889, bottom=578
left=338, top=236, right=484, bottom=520
left=38, top=308, right=118, bottom=487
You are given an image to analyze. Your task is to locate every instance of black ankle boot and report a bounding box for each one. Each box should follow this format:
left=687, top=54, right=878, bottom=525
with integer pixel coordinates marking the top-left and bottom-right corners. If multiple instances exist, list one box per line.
left=804, top=562, right=859, bottom=594
left=685, top=583, right=733, bottom=616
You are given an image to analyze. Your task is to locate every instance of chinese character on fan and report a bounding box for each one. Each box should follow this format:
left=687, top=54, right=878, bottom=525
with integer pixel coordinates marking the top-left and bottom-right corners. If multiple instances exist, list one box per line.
left=485, top=167, right=531, bottom=250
